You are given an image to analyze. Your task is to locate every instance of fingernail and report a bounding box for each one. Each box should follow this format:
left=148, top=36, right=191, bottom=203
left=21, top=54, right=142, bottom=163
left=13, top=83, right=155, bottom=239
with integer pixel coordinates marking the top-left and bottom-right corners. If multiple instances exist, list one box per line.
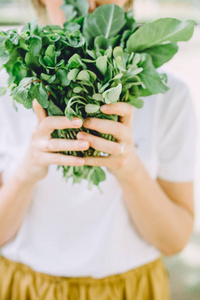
left=72, top=119, right=82, bottom=126
left=101, top=105, right=110, bottom=111
left=77, top=158, right=85, bottom=165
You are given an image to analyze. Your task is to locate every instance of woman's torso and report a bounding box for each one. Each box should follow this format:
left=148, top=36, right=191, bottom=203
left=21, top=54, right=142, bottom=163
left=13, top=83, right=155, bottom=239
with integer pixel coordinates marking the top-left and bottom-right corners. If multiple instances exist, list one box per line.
left=0, top=69, right=195, bottom=278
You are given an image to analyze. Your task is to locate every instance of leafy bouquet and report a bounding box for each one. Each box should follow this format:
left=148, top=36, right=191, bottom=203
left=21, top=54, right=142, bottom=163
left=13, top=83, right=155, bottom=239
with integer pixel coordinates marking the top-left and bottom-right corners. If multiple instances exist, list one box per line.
left=0, top=0, right=194, bottom=189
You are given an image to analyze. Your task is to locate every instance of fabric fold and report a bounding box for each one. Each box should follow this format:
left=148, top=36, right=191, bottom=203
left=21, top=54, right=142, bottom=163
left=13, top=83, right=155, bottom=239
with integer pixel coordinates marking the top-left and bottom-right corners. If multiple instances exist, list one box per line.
left=0, top=257, right=170, bottom=300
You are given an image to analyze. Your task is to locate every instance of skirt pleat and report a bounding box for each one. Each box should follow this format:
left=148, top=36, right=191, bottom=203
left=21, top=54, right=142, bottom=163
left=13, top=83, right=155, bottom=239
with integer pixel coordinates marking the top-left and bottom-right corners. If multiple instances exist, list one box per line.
left=0, top=256, right=170, bottom=300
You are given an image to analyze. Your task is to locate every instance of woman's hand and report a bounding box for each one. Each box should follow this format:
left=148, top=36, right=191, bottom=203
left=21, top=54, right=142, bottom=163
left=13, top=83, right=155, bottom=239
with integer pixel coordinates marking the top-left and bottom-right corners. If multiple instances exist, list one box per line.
left=77, top=102, right=139, bottom=179
left=16, top=100, right=89, bottom=184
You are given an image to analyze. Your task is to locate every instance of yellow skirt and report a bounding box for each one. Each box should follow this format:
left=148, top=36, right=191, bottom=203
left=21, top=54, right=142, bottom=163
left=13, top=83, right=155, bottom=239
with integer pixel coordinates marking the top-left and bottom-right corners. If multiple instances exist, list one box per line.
left=0, top=256, right=170, bottom=300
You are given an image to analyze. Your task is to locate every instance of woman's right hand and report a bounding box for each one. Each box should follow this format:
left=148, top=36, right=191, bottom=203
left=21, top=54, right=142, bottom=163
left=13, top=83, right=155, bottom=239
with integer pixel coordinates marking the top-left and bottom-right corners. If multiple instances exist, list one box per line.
left=16, top=100, right=89, bottom=184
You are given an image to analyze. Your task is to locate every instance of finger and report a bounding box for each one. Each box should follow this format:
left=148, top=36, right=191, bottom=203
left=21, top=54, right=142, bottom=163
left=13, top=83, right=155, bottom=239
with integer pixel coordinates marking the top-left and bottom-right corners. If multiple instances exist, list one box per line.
left=84, top=156, right=115, bottom=168
left=38, top=138, right=89, bottom=152
left=100, top=103, right=134, bottom=126
left=38, top=117, right=83, bottom=136
left=32, top=99, right=47, bottom=124
left=77, top=132, right=122, bottom=156
left=88, top=0, right=97, bottom=12
left=38, top=152, right=85, bottom=167
left=83, top=118, right=130, bottom=142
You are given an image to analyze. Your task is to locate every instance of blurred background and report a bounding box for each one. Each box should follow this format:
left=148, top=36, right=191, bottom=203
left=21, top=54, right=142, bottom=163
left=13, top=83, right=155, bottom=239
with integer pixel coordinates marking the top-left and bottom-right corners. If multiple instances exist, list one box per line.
left=0, top=0, right=200, bottom=299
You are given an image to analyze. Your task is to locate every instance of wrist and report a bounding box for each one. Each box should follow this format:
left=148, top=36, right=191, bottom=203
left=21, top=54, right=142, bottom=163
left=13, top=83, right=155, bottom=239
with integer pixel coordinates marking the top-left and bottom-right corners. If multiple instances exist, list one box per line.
left=14, top=162, right=40, bottom=186
left=115, top=154, right=142, bottom=186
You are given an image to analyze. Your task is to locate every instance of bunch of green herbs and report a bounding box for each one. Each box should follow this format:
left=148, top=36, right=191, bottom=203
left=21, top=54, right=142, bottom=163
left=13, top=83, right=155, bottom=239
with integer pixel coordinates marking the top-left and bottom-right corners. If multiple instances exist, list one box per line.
left=0, top=0, right=195, bottom=189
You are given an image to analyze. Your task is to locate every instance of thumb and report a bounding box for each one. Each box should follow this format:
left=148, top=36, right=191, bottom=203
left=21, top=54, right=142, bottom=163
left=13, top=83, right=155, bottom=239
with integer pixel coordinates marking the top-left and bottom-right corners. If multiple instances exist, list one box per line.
left=88, top=0, right=97, bottom=12
left=32, top=99, right=47, bottom=124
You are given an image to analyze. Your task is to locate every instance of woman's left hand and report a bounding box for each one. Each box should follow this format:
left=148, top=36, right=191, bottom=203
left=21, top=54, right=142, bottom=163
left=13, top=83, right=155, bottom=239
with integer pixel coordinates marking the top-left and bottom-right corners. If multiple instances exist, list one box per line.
left=76, top=103, right=139, bottom=179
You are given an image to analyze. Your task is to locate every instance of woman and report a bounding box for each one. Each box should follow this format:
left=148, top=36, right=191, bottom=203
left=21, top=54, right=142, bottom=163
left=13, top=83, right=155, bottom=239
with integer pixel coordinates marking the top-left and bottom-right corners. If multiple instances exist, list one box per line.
left=0, top=0, right=196, bottom=299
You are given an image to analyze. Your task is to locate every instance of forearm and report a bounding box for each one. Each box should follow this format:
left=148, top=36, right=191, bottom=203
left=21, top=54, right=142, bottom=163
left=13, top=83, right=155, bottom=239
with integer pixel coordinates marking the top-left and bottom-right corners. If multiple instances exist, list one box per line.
left=0, top=170, right=36, bottom=247
left=116, top=156, right=194, bottom=256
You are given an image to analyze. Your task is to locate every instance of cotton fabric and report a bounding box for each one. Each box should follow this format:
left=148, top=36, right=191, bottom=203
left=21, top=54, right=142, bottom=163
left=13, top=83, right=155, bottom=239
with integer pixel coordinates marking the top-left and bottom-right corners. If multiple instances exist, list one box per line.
left=0, top=69, right=197, bottom=278
left=0, top=257, right=170, bottom=300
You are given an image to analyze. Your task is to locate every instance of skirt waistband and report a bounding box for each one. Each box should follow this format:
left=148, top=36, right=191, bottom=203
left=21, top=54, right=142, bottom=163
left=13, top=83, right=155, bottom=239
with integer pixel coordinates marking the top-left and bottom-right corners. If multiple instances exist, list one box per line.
left=0, top=256, right=163, bottom=285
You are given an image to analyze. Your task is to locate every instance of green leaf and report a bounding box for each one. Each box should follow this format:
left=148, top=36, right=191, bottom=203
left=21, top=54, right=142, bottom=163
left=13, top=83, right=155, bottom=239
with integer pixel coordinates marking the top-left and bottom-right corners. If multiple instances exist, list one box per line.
left=96, top=56, right=107, bottom=76
left=0, top=87, right=7, bottom=96
left=47, top=100, right=64, bottom=116
left=28, top=18, right=40, bottom=34
left=25, top=52, right=40, bottom=70
left=57, top=69, right=70, bottom=86
left=41, top=73, right=56, bottom=84
left=86, top=50, right=96, bottom=59
left=12, top=84, right=30, bottom=107
left=43, top=55, right=54, bottom=67
left=139, top=54, right=169, bottom=94
left=0, top=51, right=9, bottom=68
left=45, top=44, right=56, bottom=64
left=90, top=167, right=106, bottom=186
left=64, top=106, right=78, bottom=121
left=68, top=53, right=82, bottom=68
left=84, top=4, right=126, bottom=41
left=61, top=0, right=89, bottom=21
left=128, top=96, right=144, bottom=108
left=85, top=104, right=100, bottom=114
left=73, top=86, right=83, bottom=93
left=94, top=36, right=111, bottom=51
left=9, top=32, right=19, bottom=45
left=144, top=43, right=179, bottom=68
left=87, top=70, right=97, bottom=83
left=127, top=18, right=195, bottom=52
left=16, top=77, right=37, bottom=89
left=102, top=83, right=122, bottom=104
left=77, top=70, right=90, bottom=81
left=29, top=36, right=42, bottom=56
left=92, top=93, right=102, bottom=101
left=113, top=46, right=124, bottom=60
left=33, top=83, right=49, bottom=108
left=67, top=68, right=79, bottom=81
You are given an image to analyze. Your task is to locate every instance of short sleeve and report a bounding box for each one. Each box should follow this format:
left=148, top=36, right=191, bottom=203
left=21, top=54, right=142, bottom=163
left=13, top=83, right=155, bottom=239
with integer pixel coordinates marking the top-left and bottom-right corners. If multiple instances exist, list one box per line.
left=156, top=74, right=197, bottom=182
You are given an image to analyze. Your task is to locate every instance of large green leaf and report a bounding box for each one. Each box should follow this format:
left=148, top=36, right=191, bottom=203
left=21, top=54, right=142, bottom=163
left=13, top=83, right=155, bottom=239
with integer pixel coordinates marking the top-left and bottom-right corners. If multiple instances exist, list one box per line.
left=127, top=18, right=195, bottom=52
left=84, top=4, right=126, bottom=42
left=139, top=54, right=169, bottom=94
left=145, top=43, right=179, bottom=68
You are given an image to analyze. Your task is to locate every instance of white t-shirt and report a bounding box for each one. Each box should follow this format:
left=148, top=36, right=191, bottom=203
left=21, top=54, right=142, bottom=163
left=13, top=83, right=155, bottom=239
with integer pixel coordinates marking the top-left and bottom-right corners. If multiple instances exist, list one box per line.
left=0, top=69, right=197, bottom=278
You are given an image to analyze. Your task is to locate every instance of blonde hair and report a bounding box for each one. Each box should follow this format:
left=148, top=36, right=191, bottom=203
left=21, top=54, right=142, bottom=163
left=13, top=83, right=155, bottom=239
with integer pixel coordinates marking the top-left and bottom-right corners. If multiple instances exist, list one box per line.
left=125, top=0, right=134, bottom=12
left=30, top=0, right=50, bottom=25
left=30, top=0, right=134, bottom=25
